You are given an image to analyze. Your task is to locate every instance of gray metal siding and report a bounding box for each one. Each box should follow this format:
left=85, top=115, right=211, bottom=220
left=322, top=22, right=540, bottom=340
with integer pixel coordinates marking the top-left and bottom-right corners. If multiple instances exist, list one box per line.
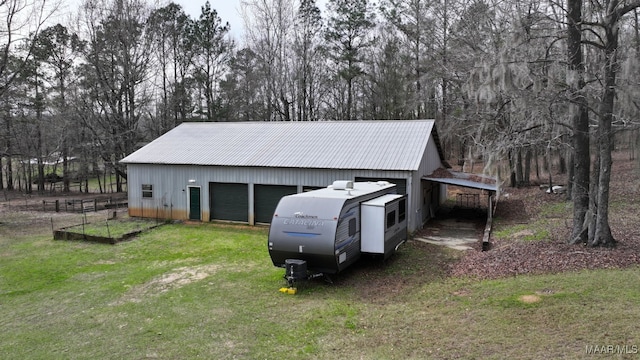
left=127, top=164, right=412, bottom=221
left=410, top=136, right=447, bottom=230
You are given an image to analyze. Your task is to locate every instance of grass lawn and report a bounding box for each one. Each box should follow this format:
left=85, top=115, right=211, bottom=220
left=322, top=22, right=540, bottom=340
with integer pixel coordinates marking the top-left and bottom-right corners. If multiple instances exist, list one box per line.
left=1, top=220, right=639, bottom=359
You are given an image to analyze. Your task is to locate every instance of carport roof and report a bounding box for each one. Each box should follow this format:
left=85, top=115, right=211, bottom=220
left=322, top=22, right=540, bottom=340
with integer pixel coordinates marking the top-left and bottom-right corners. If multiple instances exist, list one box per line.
left=424, top=169, right=498, bottom=192
left=120, top=120, right=445, bottom=171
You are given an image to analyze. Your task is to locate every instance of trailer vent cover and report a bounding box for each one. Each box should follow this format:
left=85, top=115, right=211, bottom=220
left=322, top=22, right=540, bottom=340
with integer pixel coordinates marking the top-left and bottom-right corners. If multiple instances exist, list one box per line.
left=331, top=180, right=354, bottom=190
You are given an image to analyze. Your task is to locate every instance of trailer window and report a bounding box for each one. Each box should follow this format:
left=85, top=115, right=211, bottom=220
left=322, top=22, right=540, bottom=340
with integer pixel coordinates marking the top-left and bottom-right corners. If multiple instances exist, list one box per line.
left=386, top=210, right=396, bottom=228
left=348, top=218, right=356, bottom=236
left=142, top=184, right=153, bottom=198
left=399, top=199, right=406, bottom=222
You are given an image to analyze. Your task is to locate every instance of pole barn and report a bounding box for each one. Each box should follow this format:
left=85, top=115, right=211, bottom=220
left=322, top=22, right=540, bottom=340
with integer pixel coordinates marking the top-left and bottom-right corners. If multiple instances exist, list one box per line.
left=120, top=120, right=450, bottom=233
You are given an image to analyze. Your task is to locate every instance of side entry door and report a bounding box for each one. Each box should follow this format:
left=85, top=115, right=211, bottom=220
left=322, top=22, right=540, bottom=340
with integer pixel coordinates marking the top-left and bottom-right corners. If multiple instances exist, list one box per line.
left=189, top=187, right=201, bottom=221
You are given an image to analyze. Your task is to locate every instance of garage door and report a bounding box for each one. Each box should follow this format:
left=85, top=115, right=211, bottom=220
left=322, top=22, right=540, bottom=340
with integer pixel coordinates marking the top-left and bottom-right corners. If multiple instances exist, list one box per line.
left=209, top=182, right=248, bottom=222
left=355, top=177, right=407, bottom=195
left=254, top=184, right=298, bottom=224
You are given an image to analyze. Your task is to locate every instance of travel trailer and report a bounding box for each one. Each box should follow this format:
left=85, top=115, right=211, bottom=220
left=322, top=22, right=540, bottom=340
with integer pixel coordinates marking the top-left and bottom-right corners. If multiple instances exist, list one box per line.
left=268, top=181, right=408, bottom=284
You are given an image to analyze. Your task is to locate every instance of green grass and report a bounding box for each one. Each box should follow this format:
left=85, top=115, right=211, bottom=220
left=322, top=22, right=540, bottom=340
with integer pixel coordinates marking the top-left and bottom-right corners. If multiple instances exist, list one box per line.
left=493, top=222, right=553, bottom=241
left=493, top=200, right=569, bottom=242
left=1, top=222, right=639, bottom=359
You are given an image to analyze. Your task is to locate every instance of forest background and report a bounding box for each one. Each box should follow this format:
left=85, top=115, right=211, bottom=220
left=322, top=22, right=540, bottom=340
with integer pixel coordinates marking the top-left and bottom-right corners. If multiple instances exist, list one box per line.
left=1, top=0, right=640, bottom=247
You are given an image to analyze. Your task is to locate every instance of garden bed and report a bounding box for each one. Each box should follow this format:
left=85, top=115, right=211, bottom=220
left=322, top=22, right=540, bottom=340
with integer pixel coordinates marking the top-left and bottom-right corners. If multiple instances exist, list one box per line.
left=53, top=218, right=162, bottom=244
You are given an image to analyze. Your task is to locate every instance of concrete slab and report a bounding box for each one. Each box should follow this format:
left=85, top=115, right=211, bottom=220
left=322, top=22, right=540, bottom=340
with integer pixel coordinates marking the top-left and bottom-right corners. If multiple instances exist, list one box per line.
left=414, top=219, right=481, bottom=251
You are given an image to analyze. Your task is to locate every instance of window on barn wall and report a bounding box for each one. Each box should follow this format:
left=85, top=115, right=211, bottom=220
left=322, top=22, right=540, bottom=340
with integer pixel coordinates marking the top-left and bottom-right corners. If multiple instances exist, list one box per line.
left=142, top=184, right=153, bottom=198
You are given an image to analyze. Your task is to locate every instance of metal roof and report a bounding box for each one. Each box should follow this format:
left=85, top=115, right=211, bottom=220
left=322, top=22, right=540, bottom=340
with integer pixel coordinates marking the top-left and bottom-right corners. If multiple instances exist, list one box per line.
left=121, top=120, right=439, bottom=171
left=424, top=170, right=498, bottom=192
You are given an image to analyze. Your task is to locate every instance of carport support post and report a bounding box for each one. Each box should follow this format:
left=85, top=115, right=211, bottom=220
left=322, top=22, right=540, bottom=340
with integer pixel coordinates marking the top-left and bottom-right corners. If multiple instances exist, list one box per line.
left=406, top=176, right=413, bottom=235
left=248, top=184, right=255, bottom=226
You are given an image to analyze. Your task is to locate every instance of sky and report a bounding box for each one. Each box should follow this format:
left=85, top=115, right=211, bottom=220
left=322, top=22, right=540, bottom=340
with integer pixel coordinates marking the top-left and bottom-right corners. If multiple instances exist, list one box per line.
left=57, top=0, right=246, bottom=41
left=177, top=0, right=328, bottom=43
left=52, top=0, right=327, bottom=43
left=59, top=0, right=328, bottom=44
left=175, top=0, right=245, bottom=41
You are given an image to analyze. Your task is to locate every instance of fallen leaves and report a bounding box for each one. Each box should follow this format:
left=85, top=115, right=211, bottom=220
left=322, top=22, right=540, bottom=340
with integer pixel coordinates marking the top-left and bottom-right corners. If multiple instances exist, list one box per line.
left=448, top=152, right=640, bottom=280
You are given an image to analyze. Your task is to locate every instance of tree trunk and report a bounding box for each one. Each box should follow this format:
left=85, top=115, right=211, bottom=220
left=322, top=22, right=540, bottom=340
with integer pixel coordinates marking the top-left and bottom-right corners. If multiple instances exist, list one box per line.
left=547, top=148, right=553, bottom=191
left=37, top=125, right=45, bottom=194
left=566, top=153, right=574, bottom=200
left=567, top=0, right=590, bottom=245
left=524, top=148, right=532, bottom=186
left=63, top=151, right=70, bottom=192
left=590, top=13, right=618, bottom=247
left=508, top=151, right=517, bottom=188
left=347, top=76, right=353, bottom=120
left=588, top=153, right=600, bottom=243
left=558, top=150, right=567, bottom=174
left=535, top=148, right=540, bottom=181
left=516, top=149, right=523, bottom=187
left=6, top=153, right=13, bottom=191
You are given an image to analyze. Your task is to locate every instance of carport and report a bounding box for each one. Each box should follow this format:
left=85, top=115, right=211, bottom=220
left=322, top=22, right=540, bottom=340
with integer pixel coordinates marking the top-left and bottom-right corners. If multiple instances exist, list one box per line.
left=423, top=169, right=499, bottom=251
left=423, top=169, right=498, bottom=217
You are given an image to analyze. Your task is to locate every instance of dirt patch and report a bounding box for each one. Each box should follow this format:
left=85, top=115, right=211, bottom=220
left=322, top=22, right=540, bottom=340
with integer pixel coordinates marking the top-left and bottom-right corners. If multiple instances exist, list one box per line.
left=112, top=264, right=221, bottom=305
left=1, top=191, right=129, bottom=239
left=330, top=240, right=462, bottom=304
left=519, top=294, right=541, bottom=303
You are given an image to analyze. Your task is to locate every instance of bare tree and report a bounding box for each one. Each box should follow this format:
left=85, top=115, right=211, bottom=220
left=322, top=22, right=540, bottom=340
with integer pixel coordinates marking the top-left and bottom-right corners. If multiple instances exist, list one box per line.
left=325, top=0, right=375, bottom=120
left=242, top=0, right=297, bottom=121
left=80, top=0, right=154, bottom=191
left=148, top=3, right=195, bottom=134
left=33, top=24, right=84, bottom=192
left=567, top=0, right=591, bottom=244
left=191, top=1, right=233, bottom=121
left=293, top=0, right=324, bottom=121
left=579, top=0, right=640, bottom=247
left=380, top=0, right=436, bottom=119
left=0, top=0, right=60, bottom=191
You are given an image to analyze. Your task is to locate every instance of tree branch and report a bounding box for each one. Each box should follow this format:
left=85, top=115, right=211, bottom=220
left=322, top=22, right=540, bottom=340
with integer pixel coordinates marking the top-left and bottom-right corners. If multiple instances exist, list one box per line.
left=614, top=1, right=640, bottom=19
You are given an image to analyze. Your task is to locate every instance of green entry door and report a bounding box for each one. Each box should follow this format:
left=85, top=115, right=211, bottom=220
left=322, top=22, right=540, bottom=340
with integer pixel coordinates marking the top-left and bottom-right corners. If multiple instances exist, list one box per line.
left=189, top=187, right=201, bottom=220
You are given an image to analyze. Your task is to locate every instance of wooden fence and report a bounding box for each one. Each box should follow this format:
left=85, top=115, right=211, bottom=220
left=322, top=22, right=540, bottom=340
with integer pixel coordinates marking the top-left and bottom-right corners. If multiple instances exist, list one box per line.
left=42, top=196, right=127, bottom=213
